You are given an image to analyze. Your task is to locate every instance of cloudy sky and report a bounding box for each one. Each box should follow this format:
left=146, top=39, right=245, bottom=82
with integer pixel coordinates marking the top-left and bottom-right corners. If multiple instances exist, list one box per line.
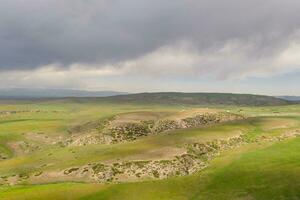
left=1, top=0, right=299, bottom=95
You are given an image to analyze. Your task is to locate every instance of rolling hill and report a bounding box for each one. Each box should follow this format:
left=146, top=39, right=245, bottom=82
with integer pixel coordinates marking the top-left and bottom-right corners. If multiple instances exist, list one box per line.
left=0, top=92, right=293, bottom=106
left=102, top=92, right=292, bottom=106
left=0, top=99, right=300, bottom=200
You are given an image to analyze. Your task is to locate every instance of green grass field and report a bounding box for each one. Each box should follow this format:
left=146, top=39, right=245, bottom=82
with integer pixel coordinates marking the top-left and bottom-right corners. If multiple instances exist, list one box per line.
left=0, top=99, right=300, bottom=199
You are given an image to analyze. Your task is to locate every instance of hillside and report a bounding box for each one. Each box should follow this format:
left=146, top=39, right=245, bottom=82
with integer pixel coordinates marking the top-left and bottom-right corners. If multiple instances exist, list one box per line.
left=102, top=92, right=291, bottom=106
left=0, top=100, right=300, bottom=200
left=0, top=92, right=292, bottom=106
left=2, top=89, right=293, bottom=106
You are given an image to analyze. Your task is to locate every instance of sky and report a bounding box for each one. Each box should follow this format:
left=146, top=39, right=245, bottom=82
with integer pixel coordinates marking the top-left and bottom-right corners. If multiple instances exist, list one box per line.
left=0, top=0, right=299, bottom=95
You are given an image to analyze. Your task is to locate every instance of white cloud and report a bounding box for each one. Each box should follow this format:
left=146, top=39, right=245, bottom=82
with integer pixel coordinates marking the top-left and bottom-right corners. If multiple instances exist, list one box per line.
left=110, top=33, right=300, bottom=79
left=1, top=31, right=299, bottom=92
left=0, top=65, right=121, bottom=90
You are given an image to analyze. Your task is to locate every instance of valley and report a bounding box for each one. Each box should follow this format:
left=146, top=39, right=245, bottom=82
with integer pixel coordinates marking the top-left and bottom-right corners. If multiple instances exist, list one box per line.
left=0, top=94, right=299, bottom=199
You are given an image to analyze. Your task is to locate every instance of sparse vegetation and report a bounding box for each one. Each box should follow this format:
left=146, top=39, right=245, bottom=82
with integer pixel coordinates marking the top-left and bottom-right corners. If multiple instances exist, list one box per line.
left=0, top=97, right=299, bottom=199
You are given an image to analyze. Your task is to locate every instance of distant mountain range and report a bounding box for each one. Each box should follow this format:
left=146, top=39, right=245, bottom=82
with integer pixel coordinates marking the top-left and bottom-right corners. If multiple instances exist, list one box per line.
left=277, top=96, right=300, bottom=101
left=0, top=89, right=297, bottom=106
left=101, top=92, right=292, bottom=106
left=0, top=88, right=127, bottom=98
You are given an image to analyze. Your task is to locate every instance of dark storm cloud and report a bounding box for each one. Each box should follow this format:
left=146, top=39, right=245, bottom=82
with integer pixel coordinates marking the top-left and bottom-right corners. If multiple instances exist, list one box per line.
left=0, top=0, right=300, bottom=70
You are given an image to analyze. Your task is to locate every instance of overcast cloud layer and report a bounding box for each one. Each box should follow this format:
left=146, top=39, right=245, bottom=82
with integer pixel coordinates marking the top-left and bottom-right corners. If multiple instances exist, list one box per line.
left=0, top=0, right=300, bottom=94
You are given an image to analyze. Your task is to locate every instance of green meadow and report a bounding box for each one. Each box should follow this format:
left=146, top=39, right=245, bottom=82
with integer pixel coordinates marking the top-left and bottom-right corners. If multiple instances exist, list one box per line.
left=0, top=99, right=300, bottom=199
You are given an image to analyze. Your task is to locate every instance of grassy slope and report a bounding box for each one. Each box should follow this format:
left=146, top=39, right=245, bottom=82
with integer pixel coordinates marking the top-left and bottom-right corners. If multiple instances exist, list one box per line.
left=1, top=135, right=300, bottom=200
left=1, top=115, right=299, bottom=177
left=0, top=120, right=249, bottom=175
left=0, top=100, right=300, bottom=199
left=0, top=101, right=184, bottom=158
left=80, top=137, right=300, bottom=200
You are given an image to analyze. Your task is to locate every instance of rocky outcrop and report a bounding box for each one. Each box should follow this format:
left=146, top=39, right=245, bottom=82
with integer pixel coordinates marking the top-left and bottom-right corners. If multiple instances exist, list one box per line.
left=59, top=130, right=300, bottom=183
left=2, top=129, right=300, bottom=186
left=89, top=154, right=206, bottom=182
left=152, top=120, right=180, bottom=133
left=65, top=112, right=244, bottom=146
left=105, top=112, right=244, bottom=144
left=109, top=122, right=152, bottom=143
left=182, top=112, right=242, bottom=128
left=60, top=135, right=247, bottom=183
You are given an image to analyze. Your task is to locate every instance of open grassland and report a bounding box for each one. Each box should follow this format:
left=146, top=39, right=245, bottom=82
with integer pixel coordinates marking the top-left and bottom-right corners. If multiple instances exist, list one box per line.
left=0, top=99, right=300, bottom=199
left=0, top=101, right=184, bottom=157
left=79, top=137, right=300, bottom=200
left=1, top=135, right=300, bottom=199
